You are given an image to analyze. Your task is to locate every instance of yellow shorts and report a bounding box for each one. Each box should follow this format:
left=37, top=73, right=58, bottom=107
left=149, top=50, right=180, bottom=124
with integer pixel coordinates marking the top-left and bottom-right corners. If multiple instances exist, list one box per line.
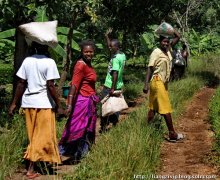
left=149, top=76, right=172, bottom=114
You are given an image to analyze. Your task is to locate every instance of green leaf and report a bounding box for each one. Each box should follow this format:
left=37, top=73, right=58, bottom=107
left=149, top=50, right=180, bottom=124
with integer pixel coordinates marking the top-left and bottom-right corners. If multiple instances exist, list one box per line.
left=95, top=43, right=103, bottom=49
left=72, top=40, right=80, bottom=51
left=0, top=29, right=15, bottom=39
left=53, top=44, right=67, bottom=58
left=58, top=35, right=67, bottom=44
left=34, top=7, right=48, bottom=22
left=57, top=27, right=69, bottom=35
left=0, top=39, right=15, bottom=46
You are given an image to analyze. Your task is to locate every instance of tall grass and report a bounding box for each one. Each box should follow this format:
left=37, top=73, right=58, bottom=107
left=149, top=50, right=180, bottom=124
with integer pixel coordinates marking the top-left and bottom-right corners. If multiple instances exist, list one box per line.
left=207, top=53, right=220, bottom=166
left=0, top=114, right=27, bottom=179
left=209, top=87, right=220, bottom=153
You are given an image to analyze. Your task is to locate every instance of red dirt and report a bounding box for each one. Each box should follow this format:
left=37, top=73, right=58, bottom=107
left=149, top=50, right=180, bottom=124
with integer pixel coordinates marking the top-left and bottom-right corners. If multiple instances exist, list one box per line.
left=159, top=87, right=219, bottom=179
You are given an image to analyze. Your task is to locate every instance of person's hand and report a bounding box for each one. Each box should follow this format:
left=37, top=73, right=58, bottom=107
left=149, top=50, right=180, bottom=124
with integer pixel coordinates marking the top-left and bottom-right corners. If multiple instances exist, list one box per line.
left=109, top=88, right=115, bottom=96
left=143, top=83, right=150, bottom=94
left=9, top=104, right=16, bottom=117
left=56, top=107, right=65, bottom=115
left=65, top=105, right=72, bottom=117
left=105, top=28, right=113, bottom=37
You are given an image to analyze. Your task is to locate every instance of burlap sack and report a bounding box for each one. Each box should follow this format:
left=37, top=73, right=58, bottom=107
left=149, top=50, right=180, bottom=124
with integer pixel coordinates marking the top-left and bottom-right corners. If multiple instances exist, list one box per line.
left=155, top=22, right=174, bottom=38
left=19, top=20, right=58, bottom=48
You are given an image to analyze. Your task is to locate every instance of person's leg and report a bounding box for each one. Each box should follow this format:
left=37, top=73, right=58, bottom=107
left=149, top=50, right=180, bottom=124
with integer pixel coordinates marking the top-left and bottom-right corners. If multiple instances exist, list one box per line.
left=147, top=109, right=155, bottom=123
left=26, top=161, right=34, bottom=175
left=26, top=161, right=40, bottom=178
left=100, top=116, right=109, bottom=132
left=162, top=113, right=177, bottom=139
left=111, top=112, right=119, bottom=126
left=100, top=87, right=110, bottom=132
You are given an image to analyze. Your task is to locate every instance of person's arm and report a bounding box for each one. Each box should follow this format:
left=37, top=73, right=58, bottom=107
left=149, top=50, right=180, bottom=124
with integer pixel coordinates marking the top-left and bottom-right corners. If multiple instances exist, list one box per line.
left=109, top=70, right=118, bottom=96
left=143, top=66, right=154, bottom=94
left=171, top=29, right=181, bottom=47
left=47, top=80, right=62, bottom=113
left=182, top=50, right=188, bottom=67
left=9, top=78, right=26, bottom=116
left=65, top=61, right=84, bottom=115
left=65, top=85, right=77, bottom=116
left=105, top=28, right=112, bottom=50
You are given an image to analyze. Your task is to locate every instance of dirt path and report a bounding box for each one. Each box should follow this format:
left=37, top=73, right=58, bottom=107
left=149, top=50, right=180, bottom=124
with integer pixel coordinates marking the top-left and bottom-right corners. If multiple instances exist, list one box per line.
left=159, top=87, right=219, bottom=179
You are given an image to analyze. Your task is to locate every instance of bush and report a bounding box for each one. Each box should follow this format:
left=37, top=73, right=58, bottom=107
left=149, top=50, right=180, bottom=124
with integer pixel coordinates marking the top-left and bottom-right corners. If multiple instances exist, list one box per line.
left=0, top=64, right=13, bottom=85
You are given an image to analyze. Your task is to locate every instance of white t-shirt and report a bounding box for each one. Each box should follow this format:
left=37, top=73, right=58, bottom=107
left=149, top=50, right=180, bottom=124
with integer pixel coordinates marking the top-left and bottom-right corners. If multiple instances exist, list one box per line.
left=16, top=54, right=60, bottom=108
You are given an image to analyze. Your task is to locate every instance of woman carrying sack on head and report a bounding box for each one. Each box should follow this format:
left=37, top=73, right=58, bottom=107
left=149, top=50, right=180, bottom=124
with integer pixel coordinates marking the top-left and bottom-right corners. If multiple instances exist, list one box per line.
left=9, top=41, right=62, bottom=179
left=143, top=24, right=184, bottom=142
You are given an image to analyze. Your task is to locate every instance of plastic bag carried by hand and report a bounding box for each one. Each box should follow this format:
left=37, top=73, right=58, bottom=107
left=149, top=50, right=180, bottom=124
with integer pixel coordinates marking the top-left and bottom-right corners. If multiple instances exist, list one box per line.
left=19, top=21, right=58, bottom=48
left=101, top=91, right=128, bottom=117
left=155, top=22, right=174, bottom=38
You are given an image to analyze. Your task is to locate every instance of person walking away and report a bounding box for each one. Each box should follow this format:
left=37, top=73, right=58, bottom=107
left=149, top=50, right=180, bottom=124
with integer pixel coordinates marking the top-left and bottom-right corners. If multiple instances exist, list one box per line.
left=171, top=43, right=188, bottom=80
left=9, top=41, right=62, bottom=179
left=59, top=40, right=99, bottom=161
left=100, top=28, right=126, bottom=133
left=143, top=28, right=184, bottom=142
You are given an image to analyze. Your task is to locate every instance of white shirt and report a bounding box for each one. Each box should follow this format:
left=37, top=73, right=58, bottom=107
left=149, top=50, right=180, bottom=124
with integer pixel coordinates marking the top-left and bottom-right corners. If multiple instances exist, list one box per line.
left=16, top=54, right=60, bottom=108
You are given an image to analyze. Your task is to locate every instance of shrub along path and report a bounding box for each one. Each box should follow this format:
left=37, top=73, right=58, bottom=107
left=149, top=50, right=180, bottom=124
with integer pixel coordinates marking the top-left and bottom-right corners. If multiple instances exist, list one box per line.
left=159, top=87, right=219, bottom=179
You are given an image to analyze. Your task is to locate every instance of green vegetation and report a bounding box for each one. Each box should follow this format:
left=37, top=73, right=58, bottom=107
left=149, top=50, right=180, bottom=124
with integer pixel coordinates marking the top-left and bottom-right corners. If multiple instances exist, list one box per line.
left=209, top=87, right=220, bottom=155
left=0, top=114, right=27, bottom=179
left=0, top=0, right=220, bottom=179
left=208, top=52, right=220, bottom=166
left=0, top=63, right=13, bottom=85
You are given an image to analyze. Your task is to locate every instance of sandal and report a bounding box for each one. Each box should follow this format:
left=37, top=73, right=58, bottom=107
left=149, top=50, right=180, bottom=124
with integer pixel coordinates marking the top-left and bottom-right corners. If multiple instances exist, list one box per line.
left=26, top=172, right=41, bottom=179
left=166, top=133, right=184, bottom=143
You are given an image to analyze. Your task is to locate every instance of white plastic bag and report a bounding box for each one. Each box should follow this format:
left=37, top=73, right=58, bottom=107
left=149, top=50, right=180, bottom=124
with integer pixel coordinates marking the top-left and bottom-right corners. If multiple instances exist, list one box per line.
left=19, top=20, right=58, bottom=48
left=101, top=91, right=128, bottom=117
left=173, top=49, right=185, bottom=66
left=155, top=22, right=174, bottom=38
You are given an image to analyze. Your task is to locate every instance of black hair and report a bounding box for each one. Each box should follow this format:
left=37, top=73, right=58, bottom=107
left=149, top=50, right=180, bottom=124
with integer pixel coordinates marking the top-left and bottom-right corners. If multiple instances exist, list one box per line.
left=182, top=44, right=187, bottom=50
left=159, top=35, right=170, bottom=42
left=111, top=39, right=120, bottom=48
left=30, top=41, right=49, bottom=56
left=79, top=39, right=96, bottom=51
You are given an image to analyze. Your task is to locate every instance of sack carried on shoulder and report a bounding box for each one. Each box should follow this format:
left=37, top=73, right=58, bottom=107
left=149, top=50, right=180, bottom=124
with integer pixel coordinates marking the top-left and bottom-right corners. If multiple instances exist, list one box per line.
left=101, top=90, right=128, bottom=117
left=155, top=22, right=174, bottom=38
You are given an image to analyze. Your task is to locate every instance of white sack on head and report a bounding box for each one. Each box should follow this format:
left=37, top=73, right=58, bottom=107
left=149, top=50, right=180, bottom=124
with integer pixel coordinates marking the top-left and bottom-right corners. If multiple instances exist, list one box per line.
left=19, top=20, right=58, bottom=48
left=155, top=22, right=174, bottom=38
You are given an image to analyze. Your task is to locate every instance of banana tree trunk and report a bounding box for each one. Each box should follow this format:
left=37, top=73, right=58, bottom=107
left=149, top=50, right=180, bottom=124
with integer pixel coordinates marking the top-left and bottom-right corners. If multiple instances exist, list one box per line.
left=57, top=13, right=77, bottom=97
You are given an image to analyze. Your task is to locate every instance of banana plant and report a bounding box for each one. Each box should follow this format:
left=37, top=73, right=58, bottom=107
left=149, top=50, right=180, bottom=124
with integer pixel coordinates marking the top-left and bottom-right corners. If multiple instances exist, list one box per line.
left=0, top=29, right=16, bottom=63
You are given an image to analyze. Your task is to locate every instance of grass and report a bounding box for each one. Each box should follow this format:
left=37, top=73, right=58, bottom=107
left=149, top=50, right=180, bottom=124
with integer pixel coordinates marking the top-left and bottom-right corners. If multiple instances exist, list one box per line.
left=0, top=53, right=219, bottom=179
left=209, top=87, right=220, bottom=153
left=0, top=114, right=27, bottom=179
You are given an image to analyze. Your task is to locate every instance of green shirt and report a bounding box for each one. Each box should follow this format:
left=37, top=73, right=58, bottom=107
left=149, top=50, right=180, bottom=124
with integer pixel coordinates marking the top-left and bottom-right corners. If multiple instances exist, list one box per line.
left=104, top=52, right=126, bottom=89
